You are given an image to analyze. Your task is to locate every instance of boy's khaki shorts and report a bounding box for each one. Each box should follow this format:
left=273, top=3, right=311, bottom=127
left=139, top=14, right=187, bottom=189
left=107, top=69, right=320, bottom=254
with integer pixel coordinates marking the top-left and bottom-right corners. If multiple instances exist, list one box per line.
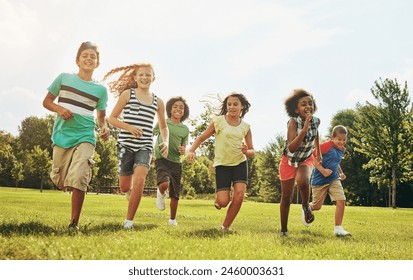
left=50, top=142, right=95, bottom=192
left=311, top=179, right=346, bottom=209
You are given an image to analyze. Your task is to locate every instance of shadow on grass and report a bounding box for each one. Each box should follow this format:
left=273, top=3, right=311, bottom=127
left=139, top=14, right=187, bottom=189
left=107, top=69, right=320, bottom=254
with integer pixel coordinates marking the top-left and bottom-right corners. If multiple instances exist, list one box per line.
left=0, top=221, right=58, bottom=237
left=185, top=228, right=234, bottom=239
left=0, top=221, right=158, bottom=237
left=83, top=222, right=158, bottom=234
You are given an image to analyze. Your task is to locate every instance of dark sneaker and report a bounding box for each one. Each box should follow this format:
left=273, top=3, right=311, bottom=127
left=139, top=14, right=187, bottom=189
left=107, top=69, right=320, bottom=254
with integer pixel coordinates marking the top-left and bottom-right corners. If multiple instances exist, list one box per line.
left=68, top=223, right=79, bottom=233
left=302, top=205, right=314, bottom=226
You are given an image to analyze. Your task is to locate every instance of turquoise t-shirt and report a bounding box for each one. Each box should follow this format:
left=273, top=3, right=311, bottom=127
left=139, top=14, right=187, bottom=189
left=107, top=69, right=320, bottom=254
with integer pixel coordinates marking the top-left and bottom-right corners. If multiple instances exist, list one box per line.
left=47, top=73, right=108, bottom=148
left=154, top=118, right=189, bottom=163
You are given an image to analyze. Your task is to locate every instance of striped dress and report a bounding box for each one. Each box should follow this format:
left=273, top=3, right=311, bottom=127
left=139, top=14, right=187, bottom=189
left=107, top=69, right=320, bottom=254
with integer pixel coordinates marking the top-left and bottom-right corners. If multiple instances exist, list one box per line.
left=118, top=88, right=158, bottom=152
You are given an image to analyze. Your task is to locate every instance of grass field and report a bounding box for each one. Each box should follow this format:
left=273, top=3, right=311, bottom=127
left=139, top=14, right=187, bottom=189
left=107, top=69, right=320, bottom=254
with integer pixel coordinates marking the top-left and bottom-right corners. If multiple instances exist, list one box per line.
left=0, top=187, right=412, bottom=260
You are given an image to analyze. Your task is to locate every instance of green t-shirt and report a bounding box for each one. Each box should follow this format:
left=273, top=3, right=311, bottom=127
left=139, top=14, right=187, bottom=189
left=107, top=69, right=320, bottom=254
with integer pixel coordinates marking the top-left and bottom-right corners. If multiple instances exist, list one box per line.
left=154, top=118, right=189, bottom=163
left=47, top=73, right=108, bottom=148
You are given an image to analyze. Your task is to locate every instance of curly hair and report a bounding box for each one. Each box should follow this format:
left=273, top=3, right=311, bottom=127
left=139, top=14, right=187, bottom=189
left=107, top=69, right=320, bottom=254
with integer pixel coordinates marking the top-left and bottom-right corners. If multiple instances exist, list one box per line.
left=102, top=63, right=155, bottom=97
left=218, top=92, right=251, bottom=118
left=166, top=96, right=190, bottom=122
left=284, top=89, right=317, bottom=117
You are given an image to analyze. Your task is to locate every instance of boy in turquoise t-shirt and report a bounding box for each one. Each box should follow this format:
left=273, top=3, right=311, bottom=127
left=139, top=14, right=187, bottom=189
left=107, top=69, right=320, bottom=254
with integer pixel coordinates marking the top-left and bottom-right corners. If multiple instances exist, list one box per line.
left=153, top=97, right=190, bottom=226
left=43, top=41, right=109, bottom=232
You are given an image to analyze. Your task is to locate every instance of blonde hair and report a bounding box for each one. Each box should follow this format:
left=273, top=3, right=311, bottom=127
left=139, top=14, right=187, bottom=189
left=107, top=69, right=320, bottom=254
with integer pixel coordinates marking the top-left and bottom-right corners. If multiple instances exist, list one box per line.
left=102, top=63, right=155, bottom=97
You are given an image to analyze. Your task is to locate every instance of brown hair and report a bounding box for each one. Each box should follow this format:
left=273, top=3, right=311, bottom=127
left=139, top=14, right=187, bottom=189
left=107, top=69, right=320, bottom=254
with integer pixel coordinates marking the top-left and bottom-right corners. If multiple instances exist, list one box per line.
left=218, top=92, right=251, bottom=118
left=76, top=41, right=100, bottom=62
left=332, top=125, right=348, bottom=137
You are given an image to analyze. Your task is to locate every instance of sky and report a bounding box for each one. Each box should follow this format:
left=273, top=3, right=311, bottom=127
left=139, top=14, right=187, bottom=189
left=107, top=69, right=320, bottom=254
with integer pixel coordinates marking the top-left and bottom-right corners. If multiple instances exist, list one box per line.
left=1, top=0, right=412, bottom=150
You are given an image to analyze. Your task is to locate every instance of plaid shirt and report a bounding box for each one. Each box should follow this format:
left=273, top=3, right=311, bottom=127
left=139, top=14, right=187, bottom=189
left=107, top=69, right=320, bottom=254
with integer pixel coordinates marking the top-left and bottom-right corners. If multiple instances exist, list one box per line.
left=283, top=116, right=320, bottom=168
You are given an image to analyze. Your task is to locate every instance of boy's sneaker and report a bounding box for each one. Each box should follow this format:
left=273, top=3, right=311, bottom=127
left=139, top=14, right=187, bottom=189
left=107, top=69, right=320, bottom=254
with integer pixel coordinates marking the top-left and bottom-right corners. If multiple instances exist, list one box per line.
left=168, top=219, right=178, bottom=226
left=123, top=220, right=133, bottom=230
left=334, top=226, right=351, bottom=236
left=125, top=187, right=133, bottom=201
left=280, top=231, right=288, bottom=236
left=302, top=205, right=314, bottom=226
left=156, top=189, right=166, bottom=211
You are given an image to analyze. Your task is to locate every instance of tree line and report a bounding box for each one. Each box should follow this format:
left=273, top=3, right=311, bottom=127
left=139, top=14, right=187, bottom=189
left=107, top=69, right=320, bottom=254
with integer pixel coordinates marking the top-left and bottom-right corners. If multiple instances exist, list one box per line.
left=1, top=78, right=412, bottom=207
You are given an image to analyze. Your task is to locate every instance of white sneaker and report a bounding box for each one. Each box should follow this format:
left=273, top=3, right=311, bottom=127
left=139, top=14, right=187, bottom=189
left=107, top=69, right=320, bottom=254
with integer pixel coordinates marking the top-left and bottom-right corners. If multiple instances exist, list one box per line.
left=221, top=225, right=232, bottom=232
left=334, top=226, right=351, bottom=236
left=123, top=220, right=133, bottom=230
left=125, top=187, right=133, bottom=201
left=156, top=189, right=166, bottom=211
left=168, top=219, right=178, bottom=226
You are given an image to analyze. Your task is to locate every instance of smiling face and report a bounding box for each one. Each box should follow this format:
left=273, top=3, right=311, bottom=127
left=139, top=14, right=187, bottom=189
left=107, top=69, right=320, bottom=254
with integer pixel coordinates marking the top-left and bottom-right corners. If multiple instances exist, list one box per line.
left=295, top=96, right=314, bottom=119
left=170, top=100, right=185, bottom=122
left=76, top=49, right=99, bottom=72
left=226, top=96, right=244, bottom=117
left=332, top=132, right=347, bottom=150
left=135, top=66, right=155, bottom=89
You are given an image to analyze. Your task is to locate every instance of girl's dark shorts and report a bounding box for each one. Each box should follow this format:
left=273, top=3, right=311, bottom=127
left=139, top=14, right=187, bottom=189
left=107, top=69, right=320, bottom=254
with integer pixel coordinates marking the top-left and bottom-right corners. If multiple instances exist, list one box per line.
left=155, top=158, right=182, bottom=199
left=215, top=160, right=248, bottom=192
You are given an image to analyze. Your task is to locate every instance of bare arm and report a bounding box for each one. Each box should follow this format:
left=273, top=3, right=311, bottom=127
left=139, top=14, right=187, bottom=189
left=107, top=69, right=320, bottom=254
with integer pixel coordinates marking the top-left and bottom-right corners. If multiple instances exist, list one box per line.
left=108, top=90, right=144, bottom=137
left=242, top=129, right=255, bottom=158
left=313, top=154, right=332, bottom=177
left=338, top=165, right=346, bottom=180
left=156, top=98, right=169, bottom=158
left=286, top=116, right=311, bottom=153
left=96, top=110, right=109, bottom=141
left=186, top=121, right=215, bottom=162
left=42, top=92, right=73, bottom=120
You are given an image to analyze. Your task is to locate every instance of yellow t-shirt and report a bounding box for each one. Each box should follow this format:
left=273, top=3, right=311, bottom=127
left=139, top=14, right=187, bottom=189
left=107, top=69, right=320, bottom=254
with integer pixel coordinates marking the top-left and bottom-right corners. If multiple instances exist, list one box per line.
left=212, top=115, right=250, bottom=167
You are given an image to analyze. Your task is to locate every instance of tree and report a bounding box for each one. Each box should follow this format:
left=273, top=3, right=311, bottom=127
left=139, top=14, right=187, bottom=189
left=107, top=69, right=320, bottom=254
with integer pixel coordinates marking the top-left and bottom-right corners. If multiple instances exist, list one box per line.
left=188, top=103, right=215, bottom=160
left=182, top=155, right=214, bottom=194
left=351, top=78, right=413, bottom=208
left=330, top=109, right=383, bottom=206
left=92, top=137, right=118, bottom=189
left=257, top=134, right=284, bottom=203
left=11, top=161, right=24, bottom=188
left=19, top=115, right=54, bottom=157
left=0, top=131, right=17, bottom=186
left=25, top=146, right=52, bottom=192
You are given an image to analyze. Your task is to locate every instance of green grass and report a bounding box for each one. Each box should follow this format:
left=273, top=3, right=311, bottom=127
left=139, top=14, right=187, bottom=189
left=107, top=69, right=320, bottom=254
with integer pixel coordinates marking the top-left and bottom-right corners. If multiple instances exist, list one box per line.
left=0, top=187, right=412, bottom=260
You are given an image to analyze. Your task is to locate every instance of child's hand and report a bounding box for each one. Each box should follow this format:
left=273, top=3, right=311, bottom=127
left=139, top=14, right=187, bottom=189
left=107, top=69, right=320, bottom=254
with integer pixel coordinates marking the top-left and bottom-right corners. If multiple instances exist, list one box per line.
left=100, top=126, right=110, bottom=141
left=339, top=173, right=346, bottom=180
left=57, top=106, right=73, bottom=120
left=159, top=141, right=169, bottom=158
left=179, top=145, right=186, bottom=155
left=320, top=168, right=333, bottom=177
left=128, top=125, right=143, bottom=138
left=186, top=151, right=195, bottom=163
left=241, top=143, right=248, bottom=155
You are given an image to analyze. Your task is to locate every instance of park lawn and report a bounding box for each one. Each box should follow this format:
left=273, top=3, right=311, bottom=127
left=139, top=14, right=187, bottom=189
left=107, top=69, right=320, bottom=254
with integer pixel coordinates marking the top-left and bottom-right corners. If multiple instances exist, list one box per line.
left=0, top=187, right=412, bottom=260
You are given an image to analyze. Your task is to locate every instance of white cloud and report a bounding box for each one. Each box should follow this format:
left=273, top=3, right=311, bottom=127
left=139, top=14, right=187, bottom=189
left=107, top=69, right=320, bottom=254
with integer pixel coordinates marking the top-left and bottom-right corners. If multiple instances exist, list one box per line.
left=345, top=88, right=374, bottom=104
left=0, top=0, right=39, bottom=48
